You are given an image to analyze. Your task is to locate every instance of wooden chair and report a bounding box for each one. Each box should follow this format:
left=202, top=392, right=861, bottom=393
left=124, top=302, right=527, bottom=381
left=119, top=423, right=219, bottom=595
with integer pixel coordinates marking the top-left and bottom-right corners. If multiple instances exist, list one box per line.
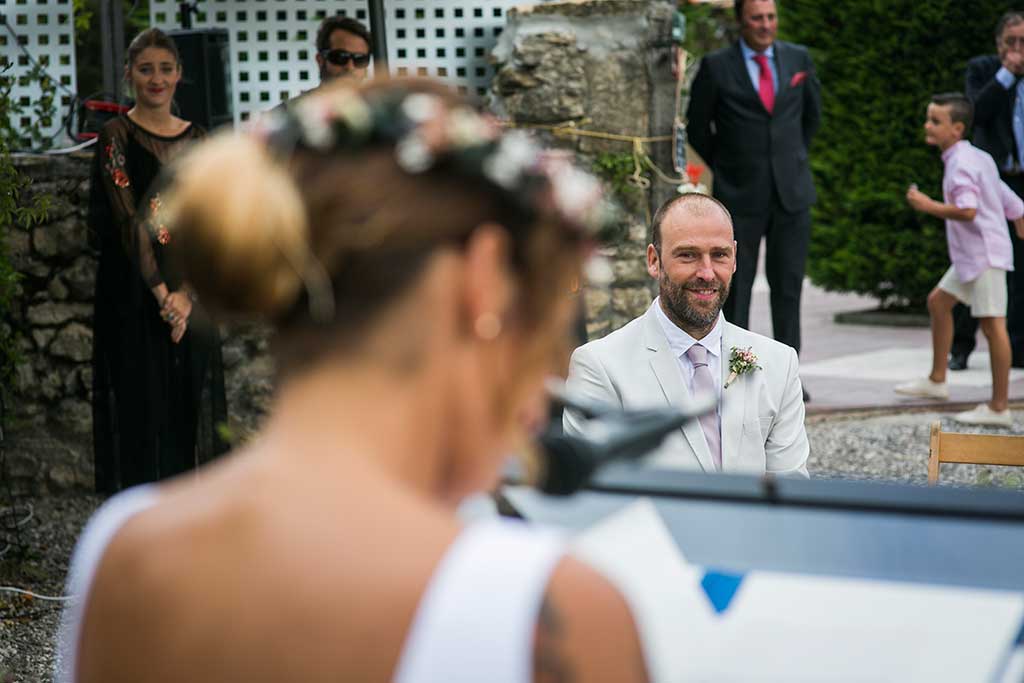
left=927, top=421, right=1024, bottom=484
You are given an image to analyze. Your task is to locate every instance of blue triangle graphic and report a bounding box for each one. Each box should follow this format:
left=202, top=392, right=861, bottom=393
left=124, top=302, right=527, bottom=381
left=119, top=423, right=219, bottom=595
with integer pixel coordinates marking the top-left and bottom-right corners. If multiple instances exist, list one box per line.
left=700, top=570, right=745, bottom=614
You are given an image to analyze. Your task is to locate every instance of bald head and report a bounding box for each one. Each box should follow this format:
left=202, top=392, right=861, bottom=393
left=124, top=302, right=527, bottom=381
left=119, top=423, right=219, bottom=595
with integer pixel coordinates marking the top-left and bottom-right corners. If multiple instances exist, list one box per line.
left=650, top=193, right=733, bottom=255
left=646, top=193, right=737, bottom=338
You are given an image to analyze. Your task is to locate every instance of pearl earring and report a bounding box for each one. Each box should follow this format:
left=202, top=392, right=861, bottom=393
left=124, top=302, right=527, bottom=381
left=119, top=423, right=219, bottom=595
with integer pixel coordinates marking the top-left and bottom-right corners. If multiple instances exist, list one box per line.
left=474, top=312, right=502, bottom=340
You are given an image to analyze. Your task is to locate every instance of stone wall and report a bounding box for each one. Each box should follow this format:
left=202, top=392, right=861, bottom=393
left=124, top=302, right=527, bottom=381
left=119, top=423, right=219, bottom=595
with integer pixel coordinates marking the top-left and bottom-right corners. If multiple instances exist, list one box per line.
left=2, top=153, right=274, bottom=494
left=3, top=0, right=678, bottom=492
left=490, top=0, right=678, bottom=338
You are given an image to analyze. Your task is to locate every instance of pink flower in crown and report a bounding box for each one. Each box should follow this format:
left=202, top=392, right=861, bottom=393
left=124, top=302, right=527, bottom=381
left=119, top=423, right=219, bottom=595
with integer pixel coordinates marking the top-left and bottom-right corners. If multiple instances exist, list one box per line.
left=483, top=132, right=537, bottom=190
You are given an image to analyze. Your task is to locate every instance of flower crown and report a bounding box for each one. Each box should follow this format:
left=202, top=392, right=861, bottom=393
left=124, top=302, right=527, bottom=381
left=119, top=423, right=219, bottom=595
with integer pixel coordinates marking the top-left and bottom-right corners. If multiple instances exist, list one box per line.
left=248, top=86, right=617, bottom=241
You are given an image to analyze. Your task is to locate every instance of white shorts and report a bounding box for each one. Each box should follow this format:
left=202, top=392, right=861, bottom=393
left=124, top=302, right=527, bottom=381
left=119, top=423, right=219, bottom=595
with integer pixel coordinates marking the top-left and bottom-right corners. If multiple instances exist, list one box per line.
left=937, top=266, right=1008, bottom=318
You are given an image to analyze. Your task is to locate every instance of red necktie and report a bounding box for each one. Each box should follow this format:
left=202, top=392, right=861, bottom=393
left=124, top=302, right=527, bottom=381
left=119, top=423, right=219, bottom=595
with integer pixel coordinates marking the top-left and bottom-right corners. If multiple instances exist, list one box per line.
left=754, top=54, right=775, bottom=114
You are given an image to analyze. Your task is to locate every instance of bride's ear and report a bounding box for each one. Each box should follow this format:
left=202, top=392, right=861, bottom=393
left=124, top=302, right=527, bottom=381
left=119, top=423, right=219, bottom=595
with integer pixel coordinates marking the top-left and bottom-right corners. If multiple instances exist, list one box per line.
left=460, top=222, right=513, bottom=340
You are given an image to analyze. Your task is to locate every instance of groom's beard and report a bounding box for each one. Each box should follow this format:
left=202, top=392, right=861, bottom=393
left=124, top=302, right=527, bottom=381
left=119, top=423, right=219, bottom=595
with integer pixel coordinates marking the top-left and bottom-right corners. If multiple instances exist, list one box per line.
left=660, top=273, right=730, bottom=331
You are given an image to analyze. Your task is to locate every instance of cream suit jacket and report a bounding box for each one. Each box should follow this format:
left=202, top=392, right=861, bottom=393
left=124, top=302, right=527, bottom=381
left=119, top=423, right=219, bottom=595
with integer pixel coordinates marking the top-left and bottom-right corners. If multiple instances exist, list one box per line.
left=563, top=304, right=809, bottom=477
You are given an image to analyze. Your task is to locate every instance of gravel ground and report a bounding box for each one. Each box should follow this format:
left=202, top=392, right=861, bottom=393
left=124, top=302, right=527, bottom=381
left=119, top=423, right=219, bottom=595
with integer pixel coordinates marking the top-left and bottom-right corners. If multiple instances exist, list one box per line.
left=1, top=494, right=101, bottom=683
left=1, top=409, right=1022, bottom=681
left=807, top=408, right=1024, bottom=488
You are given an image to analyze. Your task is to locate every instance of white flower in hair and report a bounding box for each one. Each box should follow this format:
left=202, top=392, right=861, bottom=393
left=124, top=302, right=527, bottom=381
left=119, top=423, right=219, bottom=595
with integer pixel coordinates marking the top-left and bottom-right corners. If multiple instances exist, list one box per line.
left=396, top=135, right=434, bottom=173
left=296, top=99, right=336, bottom=150
left=483, top=132, right=537, bottom=189
left=584, top=254, right=614, bottom=285
left=330, top=91, right=373, bottom=135
left=402, top=93, right=443, bottom=124
left=553, top=166, right=601, bottom=217
left=447, top=107, right=495, bottom=149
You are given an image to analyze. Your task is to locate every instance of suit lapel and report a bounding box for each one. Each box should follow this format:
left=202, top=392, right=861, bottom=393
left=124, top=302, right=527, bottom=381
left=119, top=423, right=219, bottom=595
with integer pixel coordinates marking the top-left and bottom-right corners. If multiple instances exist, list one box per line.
left=642, top=308, right=716, bottom=473
left=719, top=323, right=748, bottom=472
left=774, top=41, right=793, bottom=105
left=774, top=41, right=798, bottom=112
left=727, top=43, right=764, bottom=111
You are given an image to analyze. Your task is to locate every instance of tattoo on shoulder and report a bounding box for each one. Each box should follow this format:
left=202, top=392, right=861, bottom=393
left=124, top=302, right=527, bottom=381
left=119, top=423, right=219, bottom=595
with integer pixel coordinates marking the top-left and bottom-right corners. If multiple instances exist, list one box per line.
left=533, top=594, right=574, bottom=683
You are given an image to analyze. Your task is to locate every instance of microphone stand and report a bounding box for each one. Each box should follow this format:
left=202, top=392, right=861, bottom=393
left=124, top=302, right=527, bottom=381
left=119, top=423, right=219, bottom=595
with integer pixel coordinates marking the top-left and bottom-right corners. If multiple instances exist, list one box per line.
left=512, top=381, right=717, bottom=496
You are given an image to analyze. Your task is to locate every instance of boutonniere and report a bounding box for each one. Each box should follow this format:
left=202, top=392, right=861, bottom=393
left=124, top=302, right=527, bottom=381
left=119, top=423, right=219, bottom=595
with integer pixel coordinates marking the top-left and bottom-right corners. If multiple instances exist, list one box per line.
left=725, top=346, right=761, bottom=389
left=789, top=71, right=808, bottom=88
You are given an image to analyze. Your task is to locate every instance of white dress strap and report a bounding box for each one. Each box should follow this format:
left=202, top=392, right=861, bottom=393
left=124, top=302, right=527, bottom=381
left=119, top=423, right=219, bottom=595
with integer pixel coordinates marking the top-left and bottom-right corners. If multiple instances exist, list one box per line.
left=55, top=484, right=160, bottom=683
left=393, top=517, right=565, bottom=683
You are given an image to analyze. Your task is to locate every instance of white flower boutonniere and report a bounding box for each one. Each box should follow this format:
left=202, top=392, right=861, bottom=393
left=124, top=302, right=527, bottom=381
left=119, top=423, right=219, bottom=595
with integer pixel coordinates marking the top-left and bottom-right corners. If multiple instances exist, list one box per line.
left=725, top=346, right=761, bottom=389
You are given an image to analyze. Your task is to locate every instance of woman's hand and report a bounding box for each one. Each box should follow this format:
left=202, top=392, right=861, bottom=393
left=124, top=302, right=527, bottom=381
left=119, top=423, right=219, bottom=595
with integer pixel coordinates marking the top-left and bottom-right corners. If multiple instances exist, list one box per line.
left=161, top=291, right=193, bottom=327
left=170, top=318, right=188, bottom=344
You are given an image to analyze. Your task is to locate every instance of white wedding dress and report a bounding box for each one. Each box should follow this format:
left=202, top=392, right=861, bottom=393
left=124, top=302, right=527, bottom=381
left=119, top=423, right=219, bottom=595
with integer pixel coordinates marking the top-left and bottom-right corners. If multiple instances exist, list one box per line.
left=56, top=485, right=565, bottom=683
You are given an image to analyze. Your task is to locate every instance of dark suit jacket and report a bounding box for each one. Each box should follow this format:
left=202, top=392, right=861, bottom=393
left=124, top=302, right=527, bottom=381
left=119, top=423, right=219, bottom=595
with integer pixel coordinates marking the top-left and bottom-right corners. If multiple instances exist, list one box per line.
left=966, top=54, right=1016, bottom=170
left=686, top=41, right=822, bottom=215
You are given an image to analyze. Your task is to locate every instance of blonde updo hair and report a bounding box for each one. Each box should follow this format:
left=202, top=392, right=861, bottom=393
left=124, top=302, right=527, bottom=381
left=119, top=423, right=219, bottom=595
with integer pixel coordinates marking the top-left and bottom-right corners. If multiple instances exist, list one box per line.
left=163, top=79, right=587, bottom=376
left=160, top=133, right=310, bottom=317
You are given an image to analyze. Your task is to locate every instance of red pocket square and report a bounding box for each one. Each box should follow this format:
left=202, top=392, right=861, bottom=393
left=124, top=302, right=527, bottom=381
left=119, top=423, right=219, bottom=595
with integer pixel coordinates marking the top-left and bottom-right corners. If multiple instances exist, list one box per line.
left=789, top=71, right=808, bottom=87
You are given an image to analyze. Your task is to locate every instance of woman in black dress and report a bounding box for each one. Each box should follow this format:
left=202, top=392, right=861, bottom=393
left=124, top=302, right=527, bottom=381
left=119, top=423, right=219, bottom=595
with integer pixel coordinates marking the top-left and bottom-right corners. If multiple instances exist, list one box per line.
left=89, top=28, right=227, bottom=493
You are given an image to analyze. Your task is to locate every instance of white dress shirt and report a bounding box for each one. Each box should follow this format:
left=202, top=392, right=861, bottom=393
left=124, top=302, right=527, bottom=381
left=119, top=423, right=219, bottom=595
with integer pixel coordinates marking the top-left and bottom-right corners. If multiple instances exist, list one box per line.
left=739, top=37, right=779, bottom=95
left=652, top=297, right=723, bottom=403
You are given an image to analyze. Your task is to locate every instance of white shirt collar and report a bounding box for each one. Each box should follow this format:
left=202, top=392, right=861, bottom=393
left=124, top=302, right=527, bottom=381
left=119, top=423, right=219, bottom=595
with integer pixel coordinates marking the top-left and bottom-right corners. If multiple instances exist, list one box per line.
left=740, top=37, right=775, bottom=61
left=652, top=297, right=723, bottom=359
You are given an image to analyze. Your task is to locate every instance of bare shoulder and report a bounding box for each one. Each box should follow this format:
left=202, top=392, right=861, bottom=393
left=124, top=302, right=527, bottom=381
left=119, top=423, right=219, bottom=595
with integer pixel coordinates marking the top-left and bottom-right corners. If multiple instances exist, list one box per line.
left=74, top=499, right=185, bottom=683
left=534, top=555, right=649, bottom=683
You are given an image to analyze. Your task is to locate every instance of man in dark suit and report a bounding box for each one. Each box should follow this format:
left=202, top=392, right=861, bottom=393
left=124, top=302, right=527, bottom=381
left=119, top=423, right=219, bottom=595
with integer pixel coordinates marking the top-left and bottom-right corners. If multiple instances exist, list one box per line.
left=685, top=0, right=820, bottom=389
left=952, top=10, right=1024, bottom=370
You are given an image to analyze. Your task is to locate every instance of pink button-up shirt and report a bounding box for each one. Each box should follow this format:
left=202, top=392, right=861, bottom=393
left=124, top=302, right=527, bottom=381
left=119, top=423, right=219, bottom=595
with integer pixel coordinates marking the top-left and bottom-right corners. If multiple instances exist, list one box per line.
left=942, top=140, right=1022, bottom=282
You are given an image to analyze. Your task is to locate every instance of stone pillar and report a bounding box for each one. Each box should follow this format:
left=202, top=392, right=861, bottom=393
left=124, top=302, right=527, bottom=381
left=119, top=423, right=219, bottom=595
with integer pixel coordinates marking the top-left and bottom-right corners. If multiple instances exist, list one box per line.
left=490, top=0, right=677, bottom=339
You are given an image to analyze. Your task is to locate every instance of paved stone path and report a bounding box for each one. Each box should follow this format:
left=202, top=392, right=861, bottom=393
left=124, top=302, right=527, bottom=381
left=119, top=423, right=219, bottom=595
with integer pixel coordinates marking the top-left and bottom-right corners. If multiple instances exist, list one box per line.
left=745, top=250, right=1024, bottom=420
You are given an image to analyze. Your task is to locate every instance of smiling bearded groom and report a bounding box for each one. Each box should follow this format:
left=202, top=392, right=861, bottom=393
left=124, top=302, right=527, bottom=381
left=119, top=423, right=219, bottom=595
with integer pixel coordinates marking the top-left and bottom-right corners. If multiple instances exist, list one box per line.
left=563, top=193, right=809, bottom=476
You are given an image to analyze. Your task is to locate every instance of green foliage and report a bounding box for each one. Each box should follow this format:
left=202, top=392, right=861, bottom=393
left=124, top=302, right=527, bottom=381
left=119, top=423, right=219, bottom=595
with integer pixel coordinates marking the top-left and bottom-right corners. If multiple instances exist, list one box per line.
left=592, top=152, right=642, bottom=198
left=781, top=1, right=1008, bottom=307
left=678, top=1, right=736, bottom=60
left=73, top=0, right=94, bottom=34
left=590, top=151, right=648, bottom=218
left=0, top=51, right=55, bottom=388
left=0, top=142, right=50, bottom=387
left=1, top=62, right=59, bottom=152
left=75, top=0, right=151, bottom=102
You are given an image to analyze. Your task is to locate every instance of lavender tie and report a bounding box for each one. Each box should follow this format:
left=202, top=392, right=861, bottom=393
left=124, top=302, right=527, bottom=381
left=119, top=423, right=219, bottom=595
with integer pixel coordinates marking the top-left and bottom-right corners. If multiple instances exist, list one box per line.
left=685, top=344, right=722, bottom=471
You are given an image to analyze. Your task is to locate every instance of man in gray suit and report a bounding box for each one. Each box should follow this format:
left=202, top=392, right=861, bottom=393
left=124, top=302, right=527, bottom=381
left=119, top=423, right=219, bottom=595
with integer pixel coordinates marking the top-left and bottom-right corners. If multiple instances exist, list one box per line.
left=564, top=193, right=809, bottom=476
left=685, top=0, right=821, bottom=380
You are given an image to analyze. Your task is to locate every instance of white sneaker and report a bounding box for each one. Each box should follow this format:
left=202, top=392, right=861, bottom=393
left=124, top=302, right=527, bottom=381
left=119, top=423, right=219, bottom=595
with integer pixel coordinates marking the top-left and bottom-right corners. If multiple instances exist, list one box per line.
left=894, top=377, right=949, bottom=400
left=952, top=403, right=1013, bottom=428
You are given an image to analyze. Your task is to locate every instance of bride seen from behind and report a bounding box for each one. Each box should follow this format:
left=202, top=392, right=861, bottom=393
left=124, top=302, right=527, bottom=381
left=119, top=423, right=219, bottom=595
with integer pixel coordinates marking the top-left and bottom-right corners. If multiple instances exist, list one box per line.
left=60, top=79, right=649, bottom=683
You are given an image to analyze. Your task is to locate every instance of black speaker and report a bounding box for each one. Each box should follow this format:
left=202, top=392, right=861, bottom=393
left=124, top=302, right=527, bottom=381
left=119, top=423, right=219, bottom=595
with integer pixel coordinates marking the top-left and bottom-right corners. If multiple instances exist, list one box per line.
left=167, top=28, right=233, bottom=131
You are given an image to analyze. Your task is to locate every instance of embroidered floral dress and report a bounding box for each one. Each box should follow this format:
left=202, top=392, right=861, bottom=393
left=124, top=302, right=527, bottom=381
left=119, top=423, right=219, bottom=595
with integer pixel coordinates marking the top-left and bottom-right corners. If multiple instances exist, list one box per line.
left=89, top=116, right=228, bottom=494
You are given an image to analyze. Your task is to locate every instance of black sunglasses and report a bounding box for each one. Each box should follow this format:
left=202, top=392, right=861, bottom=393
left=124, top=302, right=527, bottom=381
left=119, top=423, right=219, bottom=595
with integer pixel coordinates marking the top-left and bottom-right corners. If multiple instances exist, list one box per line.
left=320, top=49, right=371, bottom=68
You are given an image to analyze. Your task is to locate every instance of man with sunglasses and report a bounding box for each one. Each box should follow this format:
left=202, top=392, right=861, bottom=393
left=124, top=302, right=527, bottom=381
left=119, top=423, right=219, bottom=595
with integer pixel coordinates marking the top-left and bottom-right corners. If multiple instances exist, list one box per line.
left=316, top=16, right=372, bottom=83
left=951, top=11, right=1024, bottom=372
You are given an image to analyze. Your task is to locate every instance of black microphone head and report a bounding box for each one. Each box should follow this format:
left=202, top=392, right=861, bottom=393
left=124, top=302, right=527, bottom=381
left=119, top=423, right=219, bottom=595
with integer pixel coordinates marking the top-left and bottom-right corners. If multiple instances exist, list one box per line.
left=536, top=432, right=598, bottom=496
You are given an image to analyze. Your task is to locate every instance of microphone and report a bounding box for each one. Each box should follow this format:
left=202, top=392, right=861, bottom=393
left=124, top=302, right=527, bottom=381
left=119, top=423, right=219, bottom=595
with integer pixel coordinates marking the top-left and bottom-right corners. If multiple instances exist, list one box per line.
left=534, top=391, right=718, bottom=495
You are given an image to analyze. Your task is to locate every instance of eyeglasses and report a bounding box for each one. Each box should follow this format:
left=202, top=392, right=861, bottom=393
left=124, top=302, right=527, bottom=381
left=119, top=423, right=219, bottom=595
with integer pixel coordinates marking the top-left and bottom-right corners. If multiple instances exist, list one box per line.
left=320, top=49, right=371, bottom=68
left=1003, top=36, right=1024, bottom=48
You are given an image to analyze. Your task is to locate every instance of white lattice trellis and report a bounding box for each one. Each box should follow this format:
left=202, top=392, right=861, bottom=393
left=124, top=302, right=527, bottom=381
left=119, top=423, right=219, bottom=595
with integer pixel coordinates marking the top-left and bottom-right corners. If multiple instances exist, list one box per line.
left=148, top=0, right=540, bottom=124
left=386, top=1, right=524, bottom=98
left=1, top=0, right=77, bottom=148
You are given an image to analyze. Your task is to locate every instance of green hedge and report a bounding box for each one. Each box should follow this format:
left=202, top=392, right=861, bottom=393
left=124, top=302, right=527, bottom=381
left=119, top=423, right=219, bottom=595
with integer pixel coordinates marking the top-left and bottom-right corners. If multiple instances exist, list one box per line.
left=781, top=1, right=1010, bottom=307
